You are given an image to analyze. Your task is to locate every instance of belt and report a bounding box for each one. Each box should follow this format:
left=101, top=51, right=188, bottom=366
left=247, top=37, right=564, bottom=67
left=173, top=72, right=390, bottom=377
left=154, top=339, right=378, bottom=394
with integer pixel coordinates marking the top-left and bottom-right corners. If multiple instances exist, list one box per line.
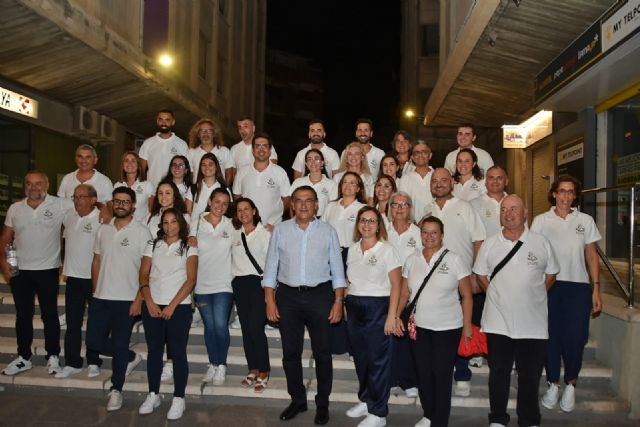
left=278, top=281, right=331, bottom=292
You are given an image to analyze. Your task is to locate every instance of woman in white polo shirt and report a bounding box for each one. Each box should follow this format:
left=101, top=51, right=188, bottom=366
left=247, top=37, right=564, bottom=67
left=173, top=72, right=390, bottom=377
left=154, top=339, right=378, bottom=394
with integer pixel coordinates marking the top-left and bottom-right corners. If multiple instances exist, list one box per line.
left=372, top=174, right=397, bottom=220
left=138, top=208, right=198, bottom=420
left=289, top=148, right=338, bottom=217
left=146, top=181, right=190, bottom=238
left=452, top=149, right=486, bottom=202
left=344, top=206, right=402, bottom=427
left=532, top=175, right=602, bottom=413
left=186, top=153, right=231, bottom=219
left=398, top=216, right=472, bottom=427
left=159, top=155, right=194, bottom=202
left=333, top=142, right=375, bottom=204
left=113, top=151, right=154, bottom=222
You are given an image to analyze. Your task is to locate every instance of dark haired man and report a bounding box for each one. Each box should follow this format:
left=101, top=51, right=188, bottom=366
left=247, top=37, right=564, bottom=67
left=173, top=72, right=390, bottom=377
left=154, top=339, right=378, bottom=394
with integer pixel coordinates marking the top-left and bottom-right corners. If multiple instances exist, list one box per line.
left=292, top=119, right=340, bottom=179
left=444, top=125, right=494, bottom=176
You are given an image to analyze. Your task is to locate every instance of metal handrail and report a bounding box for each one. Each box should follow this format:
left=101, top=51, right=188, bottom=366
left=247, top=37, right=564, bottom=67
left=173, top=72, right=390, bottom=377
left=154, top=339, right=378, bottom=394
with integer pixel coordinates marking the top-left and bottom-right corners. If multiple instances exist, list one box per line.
left=582, top=182, right=638, bottom=308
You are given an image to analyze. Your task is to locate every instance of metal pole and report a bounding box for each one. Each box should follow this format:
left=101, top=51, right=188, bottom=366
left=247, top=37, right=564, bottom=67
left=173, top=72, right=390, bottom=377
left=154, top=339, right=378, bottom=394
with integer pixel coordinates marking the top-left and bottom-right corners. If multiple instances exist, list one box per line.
left=628, top=185, right=636, bottom=309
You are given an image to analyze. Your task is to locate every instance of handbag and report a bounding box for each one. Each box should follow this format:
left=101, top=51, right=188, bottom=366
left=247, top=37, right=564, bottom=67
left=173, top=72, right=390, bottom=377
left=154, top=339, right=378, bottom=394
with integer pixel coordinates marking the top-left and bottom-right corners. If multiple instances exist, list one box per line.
left=490, top=240, right=523, bottom=281
left=400, top=249, right=449, bottom=340
left=241, top=232, right=263, bottom=275
left=458, top=325, right=487, bottom=356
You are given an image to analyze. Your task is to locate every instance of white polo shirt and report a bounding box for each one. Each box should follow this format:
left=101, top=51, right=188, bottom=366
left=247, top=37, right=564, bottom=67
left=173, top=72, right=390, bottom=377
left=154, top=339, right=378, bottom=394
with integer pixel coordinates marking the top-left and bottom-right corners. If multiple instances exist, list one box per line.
left=470, top=193, right=505, bottom=238
left=291, top=144, right=341, bottom=178
left=62, top=207, right=100, bottom=279
left=146, top=212, right=191, bottom=239
left=5, top=195, right=72, bottom=270
left=94, top=219, right=152, bottom=301
left=530, top=208, right=601, bottom=283
left=453, top=177, right=486, bottom=202
left=397, top=168, right=434, bottom=220
left=143, top=240, right=198, bottom=305
left=403, top=248, right=470, bottom=330
left=290, top=176, right=338, bottom=217
left=232, top=163, right=290, bottom=225
left=190, top=214, right=234, bottom=294
left=473, top=229, right=559, bottom=339
left=57, top=169, right=114, bottom=203
left=333, top=171, right=375, bottom=199
left=229, top=140, right=278, bottom=170
left=347, top=240, right=401, bottom=297
left=188, top=145, right=233, bottom=176
left=231, top=223, right=271, bottom=277
left=423, top=197, right=486, bottom=268
left=321, top=199, right=366, bottom=247
left=386, top=222, right=422, bottom=265
left=114, top=180, right=154, bottom=222
left=185, top=180, right=229, bottom=219
left=444, top=145, right=494, bottom=176
left=138, top=133, right=189, bottom=187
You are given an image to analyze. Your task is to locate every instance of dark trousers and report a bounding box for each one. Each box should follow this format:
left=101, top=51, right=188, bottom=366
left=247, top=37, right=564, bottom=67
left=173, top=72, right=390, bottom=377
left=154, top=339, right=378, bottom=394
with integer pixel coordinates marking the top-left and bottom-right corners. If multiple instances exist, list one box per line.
left=487, top=333, right=546, bottom=427
left=64, top=277, right=101, bottom=368
left=411, top=327, right=461, bottom=427
left=277, top=282, right=334, bottom=407
left=9, top=269, right=60, bottom=359
left=545, top=280, right=592, bottom=384
left=346, top=295, right=393, bottom=417
left=86, top=298, right=136, bottom=392
left=390, top=333, right=417, bottom=390
left=142, top=304, right=192, bottom=397
left=232, top=275, right=270, bottom=372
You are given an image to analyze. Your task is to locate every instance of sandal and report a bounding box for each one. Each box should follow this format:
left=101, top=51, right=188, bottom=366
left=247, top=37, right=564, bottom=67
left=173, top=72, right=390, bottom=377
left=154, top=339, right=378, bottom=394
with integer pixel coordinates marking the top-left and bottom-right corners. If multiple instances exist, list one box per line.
left=254, top=376, right=269, bottom=393
left=241, top=372, right=257, bottom=388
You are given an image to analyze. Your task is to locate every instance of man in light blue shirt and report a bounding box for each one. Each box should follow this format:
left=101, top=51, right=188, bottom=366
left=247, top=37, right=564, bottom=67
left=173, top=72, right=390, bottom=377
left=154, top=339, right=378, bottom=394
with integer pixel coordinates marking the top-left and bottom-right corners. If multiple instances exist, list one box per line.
left=263, top=186, right=345, bottom=425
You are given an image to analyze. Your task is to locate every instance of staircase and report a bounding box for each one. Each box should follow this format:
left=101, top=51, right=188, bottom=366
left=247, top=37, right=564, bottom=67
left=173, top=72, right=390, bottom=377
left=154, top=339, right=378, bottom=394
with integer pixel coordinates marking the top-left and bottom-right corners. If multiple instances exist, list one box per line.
left=0, top=282, right=630, bottom=417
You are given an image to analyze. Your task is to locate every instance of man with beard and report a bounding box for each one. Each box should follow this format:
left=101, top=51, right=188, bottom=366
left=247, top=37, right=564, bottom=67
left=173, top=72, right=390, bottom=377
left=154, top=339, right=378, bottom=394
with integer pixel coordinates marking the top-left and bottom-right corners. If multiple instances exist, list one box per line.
left=444, top=124, right=494, bottom=176
left=230, top=116, right=278, bottom=175
left=291, top=119, right=340, bottom=179
left=342, top=118, right=385, bottom=176
left=0, top=171, right=73, bottom=376
left=57, top=144, right=114, bottom=203
left=139, top=110, right=189, bottom=187
left=86, top=187, right=152, bottom=411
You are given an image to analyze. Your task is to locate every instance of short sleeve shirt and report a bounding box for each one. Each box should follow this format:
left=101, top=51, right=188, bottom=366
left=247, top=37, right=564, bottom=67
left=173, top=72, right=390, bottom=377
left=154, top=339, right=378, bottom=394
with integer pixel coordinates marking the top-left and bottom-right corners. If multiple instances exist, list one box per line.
left=190, top=214, right=234, bottom=294
left=113, top=180, right=154, bottom=222
left=231, top=223, right=271, bottom=277
left=62, top=207, right=100, bottom=278
left=188, top=145, right=233, bottom=175
left=397, top=169, right=434, bottom=220
left=138, top=133, right=189, bottom=187
left=229, top=141, right=278, bottom=170
left=290, top=176, right=338, bottom=217
left=386, top=222, right=423, bottom=265
left=57, top=169, right=114, bottom=203
left=232, top=163, right=290, bottom=225
left=321, top=199, right=366, bottom=247
left=291, top=144, right=341, bottom=178
left=444, top=146, right=494, bottom=176
left=453, top=178, right=486, bottom=202
left=143, top=240, right=198, bottom=305
left=470, top=193, right=505, bottom=238
left=347, top=240, right=401, bottom=296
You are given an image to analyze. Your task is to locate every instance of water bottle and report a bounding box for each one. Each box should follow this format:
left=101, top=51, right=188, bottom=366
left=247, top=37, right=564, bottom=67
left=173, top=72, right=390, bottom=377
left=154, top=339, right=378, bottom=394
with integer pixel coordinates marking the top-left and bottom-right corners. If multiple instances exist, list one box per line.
left=5, top=242, right=18, bottom=277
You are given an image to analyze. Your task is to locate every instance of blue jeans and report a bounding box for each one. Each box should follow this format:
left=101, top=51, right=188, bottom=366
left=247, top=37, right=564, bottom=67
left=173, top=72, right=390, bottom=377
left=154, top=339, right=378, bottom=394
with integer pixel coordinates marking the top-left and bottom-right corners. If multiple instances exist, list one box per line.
left=195, top=292, right=233, bottom=365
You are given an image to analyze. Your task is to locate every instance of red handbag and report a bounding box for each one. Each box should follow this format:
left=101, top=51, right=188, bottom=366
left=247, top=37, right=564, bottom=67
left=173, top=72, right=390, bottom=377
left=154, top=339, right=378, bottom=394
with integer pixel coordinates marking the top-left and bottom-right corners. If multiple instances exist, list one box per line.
left=457, top=325, right=487, bottom=357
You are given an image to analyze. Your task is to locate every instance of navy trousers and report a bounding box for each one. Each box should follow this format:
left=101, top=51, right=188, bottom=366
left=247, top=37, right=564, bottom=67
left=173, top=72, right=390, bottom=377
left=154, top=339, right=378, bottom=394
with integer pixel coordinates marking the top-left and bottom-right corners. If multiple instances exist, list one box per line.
left=64, top=277, right=101, bottom=368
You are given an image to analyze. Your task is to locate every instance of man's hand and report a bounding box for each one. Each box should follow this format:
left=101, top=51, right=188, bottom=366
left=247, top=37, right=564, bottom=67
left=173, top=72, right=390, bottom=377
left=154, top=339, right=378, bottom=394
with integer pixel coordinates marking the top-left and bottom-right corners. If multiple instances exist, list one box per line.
left=328, top=301, right=343, bottom=324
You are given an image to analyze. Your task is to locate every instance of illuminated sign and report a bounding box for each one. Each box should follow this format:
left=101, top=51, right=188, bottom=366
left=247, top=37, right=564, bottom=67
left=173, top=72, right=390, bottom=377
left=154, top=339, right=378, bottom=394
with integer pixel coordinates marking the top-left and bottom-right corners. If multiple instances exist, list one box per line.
left=502, top=111, right=553, bottom=149
left=0, top=86, right=39, bottom=118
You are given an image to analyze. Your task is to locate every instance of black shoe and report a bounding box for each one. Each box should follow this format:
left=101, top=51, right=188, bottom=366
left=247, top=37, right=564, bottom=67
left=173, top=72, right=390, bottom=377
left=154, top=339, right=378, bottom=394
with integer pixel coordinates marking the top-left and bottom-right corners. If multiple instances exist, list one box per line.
left=314, top=406, right=329, bottom=425
left=279, top=402, right=308, bottom=421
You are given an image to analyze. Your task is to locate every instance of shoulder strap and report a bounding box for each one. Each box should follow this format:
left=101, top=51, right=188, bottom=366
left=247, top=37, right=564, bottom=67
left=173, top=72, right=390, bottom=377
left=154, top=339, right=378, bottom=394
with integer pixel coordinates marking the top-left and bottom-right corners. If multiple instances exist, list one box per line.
left=490, top=240, right=523, bottom=281
left=408, top=249, right=449, bottom=306
left=241, top=232, right=263, bottom=275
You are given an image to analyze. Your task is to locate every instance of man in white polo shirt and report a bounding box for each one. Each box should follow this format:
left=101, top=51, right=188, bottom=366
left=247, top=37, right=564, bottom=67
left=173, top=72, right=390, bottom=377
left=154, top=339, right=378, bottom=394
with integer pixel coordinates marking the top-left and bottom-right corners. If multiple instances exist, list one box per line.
left=474, top=195, right=558, bottom=427
left=139, top=109, right=189, bottom=187
left=0, top=171, right=73, bottom=376
left=230, top=116, right=278, bottom=182
left=291, top=119, right=340, bottom=179
left=397, top=141, right=434, bottom=220
left=342, top=118, right=385, bottom=176
left=444, top=124, right=494, bottom=176
left=57, top=144, right=114, bottom=204
left=471, top=165, right=509, bottom=238
left=233, top=133, right=290, bottom=227
left=86, top=187, right=151, bottom=411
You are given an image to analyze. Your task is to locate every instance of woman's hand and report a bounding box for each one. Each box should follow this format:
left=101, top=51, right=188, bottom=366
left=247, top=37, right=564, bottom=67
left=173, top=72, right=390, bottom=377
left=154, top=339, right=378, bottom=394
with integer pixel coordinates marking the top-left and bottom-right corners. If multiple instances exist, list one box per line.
left=592, top=289, right=602, bottom=315
left=145, top=300, right=162, bottom=318
left=384, top=315, right=397, bottom=336
left=463, top=323, right=473, bottom=341
left=129, top=299, right=142, bottom=317
left=161, top=304, right=176, bottom=320
left=395, top=318, right=405, bottom=336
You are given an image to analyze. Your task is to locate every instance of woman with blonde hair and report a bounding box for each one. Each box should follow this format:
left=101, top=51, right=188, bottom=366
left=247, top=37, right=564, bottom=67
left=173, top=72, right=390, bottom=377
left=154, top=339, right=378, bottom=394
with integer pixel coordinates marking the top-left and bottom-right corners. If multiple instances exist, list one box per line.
left=333, top=142, right=375, bottom=204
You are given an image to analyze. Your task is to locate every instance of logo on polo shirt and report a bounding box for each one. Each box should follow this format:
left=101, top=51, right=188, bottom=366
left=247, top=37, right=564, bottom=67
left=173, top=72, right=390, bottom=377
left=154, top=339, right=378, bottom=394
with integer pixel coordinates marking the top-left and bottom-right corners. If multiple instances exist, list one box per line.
left=576, top=224, right=585, bottom=234
left=407, top=237, right=417, bottom=248
left=43, top=209, right=53, bottom=219
left=470, top=182, right=479, bottom=190
left=527, top=251, right=538, bottom=266
left=121, top=238, right=130, bottom=247
left=437, top=262, right=450, bottom=274
left=367, top=255, right=378, bottom=266
left=222, top=231, right=230, bottom=239
left=83, top=223, right=93, bottom=233
left=321, top=187, right=329, bottom=195
left=348, top=214, right=357, bottom=222
left=485, top=209, right=492, bottom=218
left=266, top=178, right=276, bottom=188
left=136, top=186, right=143, bottom=194
left=170, top=146, right=178, bottom=155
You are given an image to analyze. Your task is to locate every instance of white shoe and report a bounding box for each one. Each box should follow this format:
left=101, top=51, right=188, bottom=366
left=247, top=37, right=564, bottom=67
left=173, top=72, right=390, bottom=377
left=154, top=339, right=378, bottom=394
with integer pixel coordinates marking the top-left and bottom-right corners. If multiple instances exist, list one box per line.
left=161, top=361, right=173, bottom=381
left=454, top=380, right=471, bottom=397
left=59, top=313, right=66, bottom=326
left=87, top=364, right=101, bottom=378
left=139, top=392, right=161, bottom=415
left=191, top=310, right=202, bottom=327
left=47, top=355, right=61, bottom=374
left=230, top=317, right=241, bottom=329
left=540, top=382, right=560, bottom=409
left=54, top=365, right=82, bottom=378
left=125, top=352, right=142, bottom=376
left=405, top=387, right=419, bottom=398
left=357, top=413, right=386, bottom=427
left=346, top=402, right=368, bottom=418
left=265, top=323, right=275, bottom=330
left=167, top=397, right=185, bottom=420
left=212, top=364, right=226, bottom=385
left=469, top=356, right=483, bottom=368
left=106, top=390, right=123, bottom=411
left=489, top=424, right=507, bottom=427
left=202, top=364, right=216, bottom=383
left=415, top=417, right=431, bottom=427
left=2, top=356, right=32, bottom=376
left=560, top=383, right=575, bottom=413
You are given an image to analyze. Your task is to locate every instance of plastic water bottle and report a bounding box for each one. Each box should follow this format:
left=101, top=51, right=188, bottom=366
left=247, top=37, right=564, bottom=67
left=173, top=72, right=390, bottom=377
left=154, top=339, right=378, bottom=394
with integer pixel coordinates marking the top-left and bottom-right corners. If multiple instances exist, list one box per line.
left=5, top=242, right=18, bottom=277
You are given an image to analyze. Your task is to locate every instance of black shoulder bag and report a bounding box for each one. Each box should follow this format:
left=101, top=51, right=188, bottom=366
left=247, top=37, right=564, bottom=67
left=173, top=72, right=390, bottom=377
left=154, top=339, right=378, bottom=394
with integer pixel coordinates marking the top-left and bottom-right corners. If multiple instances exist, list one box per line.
left=241, top=232, right=263, bottom=276
left=489, top=240, right=523, bottom=281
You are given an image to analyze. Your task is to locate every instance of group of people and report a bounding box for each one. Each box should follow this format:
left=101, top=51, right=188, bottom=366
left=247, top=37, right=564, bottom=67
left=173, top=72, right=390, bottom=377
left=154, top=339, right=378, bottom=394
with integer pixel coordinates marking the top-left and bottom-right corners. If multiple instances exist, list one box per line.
left=0, top=110, right=602, bottom=427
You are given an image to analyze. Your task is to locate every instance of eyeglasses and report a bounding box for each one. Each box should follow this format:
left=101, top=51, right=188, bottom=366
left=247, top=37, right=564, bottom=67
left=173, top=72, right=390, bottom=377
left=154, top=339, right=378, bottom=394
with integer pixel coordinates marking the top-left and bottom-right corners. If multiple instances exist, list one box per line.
left=391, top=202, right=410, bottom=209
left=306, top=157, right=323, bottom=163
left=198, top=129, right=214, bottom=134
left=112, top=199, right=132, bottom=206
left=358, top=218, right=378, bottom=225
left=71, top=195, right=93, bottom=201
left=254, top=143, right=270, bottom=149
left=171, top=163, right=186, bottom=169
left=412, top=150, right=431, bottom=156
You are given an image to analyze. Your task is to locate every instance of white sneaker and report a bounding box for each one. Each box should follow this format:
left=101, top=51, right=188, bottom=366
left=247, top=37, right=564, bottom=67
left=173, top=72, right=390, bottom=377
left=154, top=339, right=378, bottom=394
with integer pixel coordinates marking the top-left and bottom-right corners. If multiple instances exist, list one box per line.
left=161, top=361, right=173, bottom=381
left=265, top=323, right=275, bottom=330
left=139, top=392, right=161, bottom=415
left=405, top=387, right=419, bottom=398
left=54, top=365, right=82, bottom=378
left=87, top=364, right=101, bottom=378
left=489, top=424, right=507, bottom=427
left=191, top=310, right=202, bottom=327
left=47, top=355, right=61, bottom=374
left=106, top=390, right=123, bottom=411
left=469, top=356, right=483, bottom=368
left=125, top=352, right=142, bottom=376
left=346, top=401, right=368, bottom=418
left=559, top=383, right=575, bottom=413
left=2, top=356, right=32, bottom=376
left=230, top=317, right=241, bottom=329
left=212, top=364, right=226, bottom=385
left=540, top=382, right=560, bottom=409
left=167, top=397, right=185, bottom=420
left=358, top=413, right=386, bottom=427
left=415, top=417, right=431, bottom=427
left=202, top=364, right=216, bottom=383
left=454, top=380, right=471, bottom=397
